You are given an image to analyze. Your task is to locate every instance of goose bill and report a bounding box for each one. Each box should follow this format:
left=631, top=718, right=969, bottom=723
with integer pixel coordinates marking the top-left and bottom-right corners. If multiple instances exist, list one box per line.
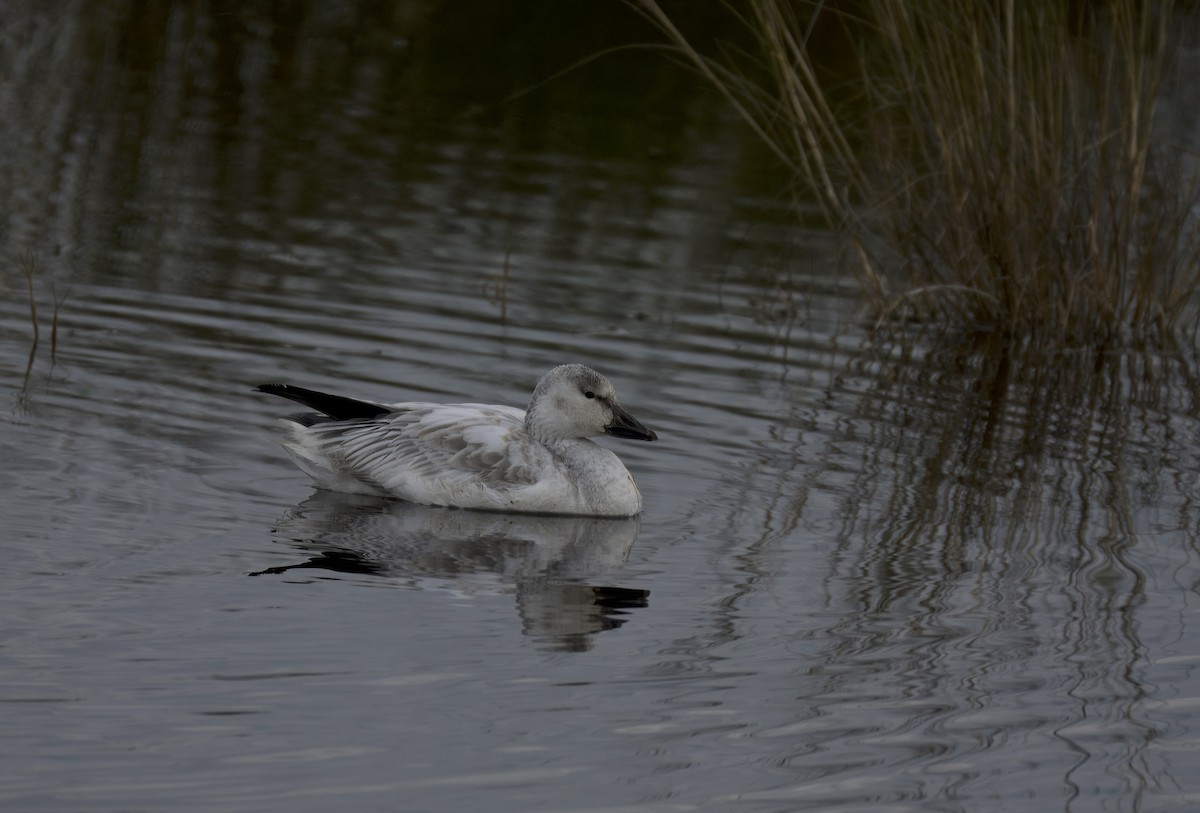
left=604, top=402, right=657, bottom=441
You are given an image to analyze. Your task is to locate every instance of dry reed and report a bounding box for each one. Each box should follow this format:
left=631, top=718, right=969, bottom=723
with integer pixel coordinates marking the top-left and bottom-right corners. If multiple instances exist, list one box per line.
left=635, top=0, right=1200, bottom=344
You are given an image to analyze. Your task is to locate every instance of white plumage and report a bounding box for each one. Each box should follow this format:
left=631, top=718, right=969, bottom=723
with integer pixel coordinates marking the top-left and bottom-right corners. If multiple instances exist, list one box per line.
left=257, top=364, right=657, bottom=517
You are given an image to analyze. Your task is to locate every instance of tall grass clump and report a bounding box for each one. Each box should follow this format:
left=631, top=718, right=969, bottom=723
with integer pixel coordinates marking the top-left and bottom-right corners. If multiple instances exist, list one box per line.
left=635, top=0, right=1200, bottom=343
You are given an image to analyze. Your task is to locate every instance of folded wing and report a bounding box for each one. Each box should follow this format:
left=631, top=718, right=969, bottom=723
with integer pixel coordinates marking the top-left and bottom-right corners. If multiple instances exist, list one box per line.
left=284, top=403, right=554, bottom=504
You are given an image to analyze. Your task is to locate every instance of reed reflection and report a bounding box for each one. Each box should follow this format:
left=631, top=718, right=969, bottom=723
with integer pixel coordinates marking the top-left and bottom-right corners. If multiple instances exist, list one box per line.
left=252, top=491, right=648, bottom=652
left=0, top=0, right=764, bottom=306
left=731, top=331, right=1200, bottom=802
left=837, top=330, right=1199, bottom=600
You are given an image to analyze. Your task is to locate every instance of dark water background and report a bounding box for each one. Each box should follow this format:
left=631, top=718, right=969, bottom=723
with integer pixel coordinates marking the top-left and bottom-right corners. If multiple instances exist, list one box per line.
left=4, top=2, right=1200, bottom=811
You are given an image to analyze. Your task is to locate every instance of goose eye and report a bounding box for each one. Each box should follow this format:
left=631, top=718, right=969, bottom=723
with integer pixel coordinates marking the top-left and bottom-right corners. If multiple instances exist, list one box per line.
left=584, top=391, right=596, bottom=399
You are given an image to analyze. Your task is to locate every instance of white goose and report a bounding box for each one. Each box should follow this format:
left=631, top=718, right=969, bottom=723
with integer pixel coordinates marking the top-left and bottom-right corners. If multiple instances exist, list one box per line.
left=256, top=364, right=657, bottom=517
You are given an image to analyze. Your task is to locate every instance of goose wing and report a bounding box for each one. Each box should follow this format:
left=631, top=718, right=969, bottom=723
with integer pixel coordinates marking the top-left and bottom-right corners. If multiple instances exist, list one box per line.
left=295, top=402, right=552, bottom=496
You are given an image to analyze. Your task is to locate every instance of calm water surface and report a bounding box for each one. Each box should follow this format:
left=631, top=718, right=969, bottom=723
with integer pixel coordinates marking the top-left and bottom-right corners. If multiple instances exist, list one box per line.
left=4, top=3, right=1200, bottom=812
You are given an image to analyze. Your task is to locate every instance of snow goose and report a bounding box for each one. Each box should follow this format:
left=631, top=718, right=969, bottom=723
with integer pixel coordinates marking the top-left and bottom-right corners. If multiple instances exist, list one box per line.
left=256, top=364, right=657, bottom=517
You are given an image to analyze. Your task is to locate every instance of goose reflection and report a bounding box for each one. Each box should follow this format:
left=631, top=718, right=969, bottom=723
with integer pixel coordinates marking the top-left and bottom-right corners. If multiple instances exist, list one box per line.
left=251, top=491, right=649, bottom=651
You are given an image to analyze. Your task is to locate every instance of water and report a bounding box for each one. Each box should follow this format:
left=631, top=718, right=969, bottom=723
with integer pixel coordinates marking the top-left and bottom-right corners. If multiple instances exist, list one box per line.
left=4, top=2, right=1200, bottom=811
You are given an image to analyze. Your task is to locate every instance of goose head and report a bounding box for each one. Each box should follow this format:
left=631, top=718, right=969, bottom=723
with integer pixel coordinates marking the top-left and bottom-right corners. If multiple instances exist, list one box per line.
left=525, top=364, right=657, bottom=444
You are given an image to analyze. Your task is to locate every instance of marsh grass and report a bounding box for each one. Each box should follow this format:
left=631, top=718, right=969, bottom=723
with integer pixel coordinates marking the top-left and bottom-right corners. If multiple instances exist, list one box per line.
left=635, top=0, right=1200, bottom=344
left=15, top=251, right=67, bottom=402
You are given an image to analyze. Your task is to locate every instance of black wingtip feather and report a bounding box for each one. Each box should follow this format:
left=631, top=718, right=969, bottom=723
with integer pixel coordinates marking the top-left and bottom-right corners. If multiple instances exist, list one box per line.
left=255, top=384, right=393, bottom=421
